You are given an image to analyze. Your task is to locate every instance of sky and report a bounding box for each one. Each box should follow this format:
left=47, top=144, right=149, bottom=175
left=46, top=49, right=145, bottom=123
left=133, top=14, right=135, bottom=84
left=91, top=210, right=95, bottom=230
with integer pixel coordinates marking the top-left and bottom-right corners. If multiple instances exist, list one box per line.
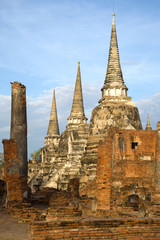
left=0, top=0, right=160, bottom=157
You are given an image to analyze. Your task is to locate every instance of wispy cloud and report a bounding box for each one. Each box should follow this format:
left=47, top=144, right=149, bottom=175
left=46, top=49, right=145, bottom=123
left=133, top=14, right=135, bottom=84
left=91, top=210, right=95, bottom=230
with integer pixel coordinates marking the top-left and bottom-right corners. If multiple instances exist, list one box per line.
left=0, top=84, right=159, bottom=156
left=0, top=82, right=99, bottom=155
left=136, top=91, right=160, bottom=129
left=0, top=0, right=109, bottom=81
left=0, top=0, right=160, bottom=156
left=0, top=0, right=159, bottom=102
left=0, top=95, right=10, bottom=149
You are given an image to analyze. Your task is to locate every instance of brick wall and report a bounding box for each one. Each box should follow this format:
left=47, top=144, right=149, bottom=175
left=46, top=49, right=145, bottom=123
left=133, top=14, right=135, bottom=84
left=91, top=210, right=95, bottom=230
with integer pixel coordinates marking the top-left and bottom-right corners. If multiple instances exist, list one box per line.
left=30, top=218, right=160, bottom=240
left=96, top=137, right=112, bottom=210
left=2, top=139, right=28, bottom=205
left=96, top=129, right=159, bottom=216
left=155, top=128, right=160, bottom=194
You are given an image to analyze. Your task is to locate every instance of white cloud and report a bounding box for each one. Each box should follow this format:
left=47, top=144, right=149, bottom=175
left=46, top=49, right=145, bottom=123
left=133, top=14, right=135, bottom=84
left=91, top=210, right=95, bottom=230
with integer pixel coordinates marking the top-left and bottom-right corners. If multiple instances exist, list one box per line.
left=0, top=0, right=160, bottom=104
left=0, top=95, right=10, bottom=152
left=0, top=83, right=99, bottom=155
left=136, top=92, right=160, bottom=130
left=0, top=0, right=160, bottom=156
left=0, top=87, right=160, bottom=156
left=0, top=0, right=109, bottom=83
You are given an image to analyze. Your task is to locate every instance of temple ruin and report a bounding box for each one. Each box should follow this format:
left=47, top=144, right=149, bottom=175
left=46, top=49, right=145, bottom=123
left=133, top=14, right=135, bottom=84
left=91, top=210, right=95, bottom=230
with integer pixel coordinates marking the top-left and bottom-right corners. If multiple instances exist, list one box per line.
left=1, top=13, right=160, bottom=239
left=28, top=13, right=142, bottom=192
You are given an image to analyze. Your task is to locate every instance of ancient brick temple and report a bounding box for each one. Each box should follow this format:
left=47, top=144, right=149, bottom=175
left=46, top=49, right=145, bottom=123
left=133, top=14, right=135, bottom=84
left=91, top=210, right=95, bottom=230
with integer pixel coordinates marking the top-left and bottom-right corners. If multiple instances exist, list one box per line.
left=28, top=13, right=143, bottom=192
left=96, top=127, right=160, bottom=217
left=27, top=12, right=160, bottom=214
left=2, top=13, right=160, bottom=240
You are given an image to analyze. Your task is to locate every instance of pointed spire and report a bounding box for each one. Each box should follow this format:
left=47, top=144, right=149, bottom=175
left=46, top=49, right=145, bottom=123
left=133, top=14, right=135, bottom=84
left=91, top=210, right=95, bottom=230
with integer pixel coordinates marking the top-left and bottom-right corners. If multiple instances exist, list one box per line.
left=32, top=151, right=36, bottom=163
left=105, top=13, right=125, bottom=85
left=47, top=89, right=60, bottom=136
left=101, top=13, right=128, bottom=99
left=145, top=114, right=152, bottom=130
left=68, top=62, right=87, bottom=125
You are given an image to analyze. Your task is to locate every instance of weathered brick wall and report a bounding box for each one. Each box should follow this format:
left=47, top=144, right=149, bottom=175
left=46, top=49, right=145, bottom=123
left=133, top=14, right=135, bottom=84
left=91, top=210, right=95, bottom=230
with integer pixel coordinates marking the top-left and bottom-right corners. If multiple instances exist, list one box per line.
left=96, top=137, right=112, bottom=210
left=96, top=129, right=159, bottom=216
left=79, top=177, right=96, bottom=198
left=2, top=131, right=160, bottom=239
left=30, top=218, right=160, bottom=240
left=46, top=207, right=82, bottom=221
left=7, top=202, right=43, bottom=222
left=2, top=139, right=27, bottom=205
left=155, top=125, right=160, bottom=194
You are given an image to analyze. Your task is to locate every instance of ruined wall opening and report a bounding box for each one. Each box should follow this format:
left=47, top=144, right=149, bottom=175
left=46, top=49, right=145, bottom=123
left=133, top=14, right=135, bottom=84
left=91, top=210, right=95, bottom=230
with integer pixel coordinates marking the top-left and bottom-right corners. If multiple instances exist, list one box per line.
left=131, top=142, right=138, bottom=149
left=127, top=194, right=139, bottom=211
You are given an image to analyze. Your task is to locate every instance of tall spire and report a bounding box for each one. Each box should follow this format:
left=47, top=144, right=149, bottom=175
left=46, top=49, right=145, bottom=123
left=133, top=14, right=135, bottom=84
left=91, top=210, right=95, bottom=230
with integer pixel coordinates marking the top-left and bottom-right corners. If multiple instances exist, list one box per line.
left=101, top=13, right=128, bottom=99
left=47, top=89, right=60, bottom=136
left=68, top=62, right=87, bottom=125
left=145, top=114, right=152, bottom=130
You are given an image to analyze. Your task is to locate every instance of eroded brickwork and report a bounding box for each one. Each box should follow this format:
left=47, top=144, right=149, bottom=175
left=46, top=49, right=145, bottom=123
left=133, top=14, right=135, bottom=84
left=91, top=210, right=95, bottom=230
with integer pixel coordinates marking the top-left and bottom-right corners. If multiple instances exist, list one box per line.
left=2, top=139, right=28, bottom=206
left=2, top=12, right=160, bottom=240
left=96, top=138, right=112, bottom=210
left=155, top=123, right=160, bottom=194
left=96, top=129, right=160, bottom=217
left=30, top=218, right=160, bottom=240
left=28, top=13, right=143, bottom=193
left=10, top=82, right=28, bottom=177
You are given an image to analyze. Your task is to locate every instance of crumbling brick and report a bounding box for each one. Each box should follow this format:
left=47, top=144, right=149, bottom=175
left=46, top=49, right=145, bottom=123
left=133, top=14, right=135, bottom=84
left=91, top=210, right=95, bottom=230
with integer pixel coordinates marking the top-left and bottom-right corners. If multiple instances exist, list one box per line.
left=96, top=129, right=160, bottom=217
left=2, top=139, right=28, bottom=206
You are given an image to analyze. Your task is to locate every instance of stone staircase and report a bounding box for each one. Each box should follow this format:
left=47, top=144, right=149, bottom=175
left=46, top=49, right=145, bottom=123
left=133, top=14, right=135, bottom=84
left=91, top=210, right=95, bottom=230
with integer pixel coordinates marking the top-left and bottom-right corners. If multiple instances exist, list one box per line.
left=80, top=135, right=104, bottom=184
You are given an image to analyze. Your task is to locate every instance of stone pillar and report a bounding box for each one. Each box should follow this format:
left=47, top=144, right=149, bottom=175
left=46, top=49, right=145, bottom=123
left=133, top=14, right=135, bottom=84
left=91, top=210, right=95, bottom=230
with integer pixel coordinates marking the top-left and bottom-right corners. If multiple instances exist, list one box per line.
left=10, top=82, right=28, bottom=177
left=155, top=121, right=160, bottom=193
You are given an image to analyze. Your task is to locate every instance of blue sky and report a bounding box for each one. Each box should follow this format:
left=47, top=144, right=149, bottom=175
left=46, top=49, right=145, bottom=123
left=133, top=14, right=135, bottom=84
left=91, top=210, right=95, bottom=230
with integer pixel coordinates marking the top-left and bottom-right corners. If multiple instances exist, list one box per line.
left=0, top=0, right=160, bottom=156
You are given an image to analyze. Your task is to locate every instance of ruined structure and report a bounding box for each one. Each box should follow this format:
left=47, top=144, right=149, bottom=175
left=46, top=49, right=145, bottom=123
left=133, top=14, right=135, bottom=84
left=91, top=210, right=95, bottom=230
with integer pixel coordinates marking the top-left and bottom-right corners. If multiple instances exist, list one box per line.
left=28, top=62, right=89, bottom=191
left=10, top=82, right=28, bottom=177
left=80, top=13, right=142, bottom=186
left=96, top=127, right=160, bottom=217
left=1, top=13, right=160, bottom=240
left=146, top=114, right=152, bottom=130
left=2, top=139, right=28, bottom=205
left=29, top=13, right=142, bottom=191
left=2, top=82, right=28, bottom=208
left=90, top=13, right=142, bottom=134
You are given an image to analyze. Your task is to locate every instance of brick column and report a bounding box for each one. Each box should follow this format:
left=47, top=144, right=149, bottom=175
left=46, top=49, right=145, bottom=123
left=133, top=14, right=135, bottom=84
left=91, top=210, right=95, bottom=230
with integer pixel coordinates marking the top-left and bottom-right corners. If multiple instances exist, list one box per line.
left=155, top=122, right=160, bottom=193
left=2, top=139, right=27, bottom=205
left=10, top=82, right=28, bottom=177
left=96, top=136, right=113, bottom=210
